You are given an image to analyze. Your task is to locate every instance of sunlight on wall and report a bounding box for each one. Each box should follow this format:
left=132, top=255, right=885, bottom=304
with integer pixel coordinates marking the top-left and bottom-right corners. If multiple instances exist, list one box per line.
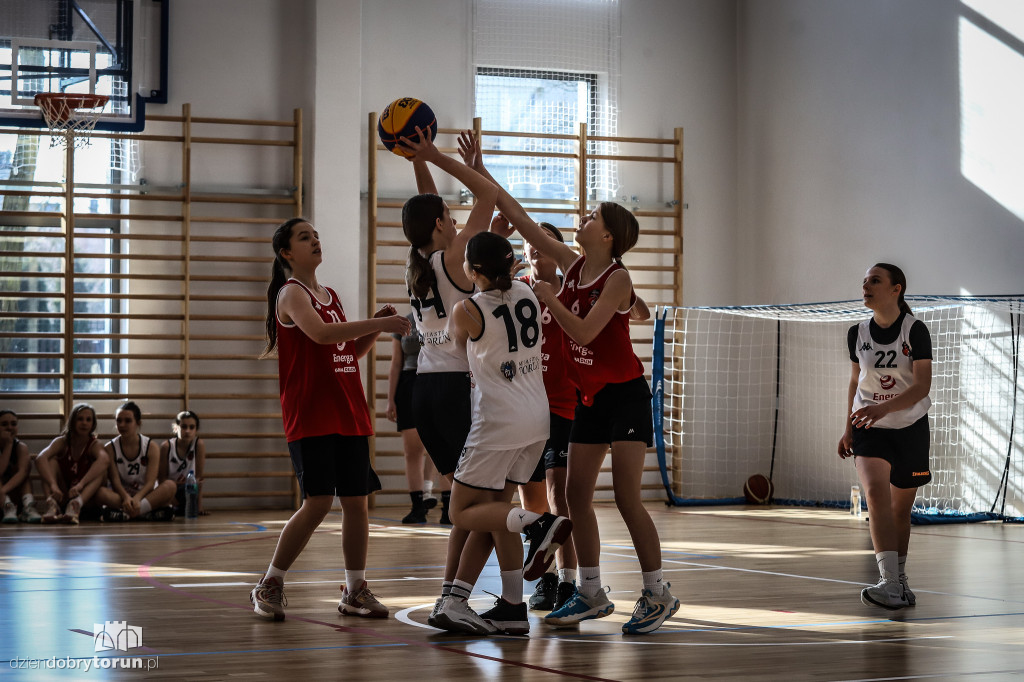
left=958, top=6, right=1024, bottom=221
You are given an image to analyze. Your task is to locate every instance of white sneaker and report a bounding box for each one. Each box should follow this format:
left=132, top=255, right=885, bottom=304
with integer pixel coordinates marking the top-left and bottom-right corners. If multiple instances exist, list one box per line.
left=544, top=586, right=615, bottom=625
left=899, top=574, right=916, bottom=606
left=2, top=500, right=18, bottom=523
left=432, top=595, right=496, bottom=635
left=426, top=596, right=444, bottom=627
left=860, top=577, right=909, bottom=610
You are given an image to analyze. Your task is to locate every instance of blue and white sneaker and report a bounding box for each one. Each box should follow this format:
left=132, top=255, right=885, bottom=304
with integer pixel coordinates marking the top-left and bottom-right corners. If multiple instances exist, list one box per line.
left=544, top=586, right=614, bottom=625
left=621, top=584, right=680, bottom=635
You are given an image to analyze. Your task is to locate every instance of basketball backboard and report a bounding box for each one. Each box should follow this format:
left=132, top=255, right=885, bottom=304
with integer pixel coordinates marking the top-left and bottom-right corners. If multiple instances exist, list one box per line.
left=0, top=0, right=167, bottom=132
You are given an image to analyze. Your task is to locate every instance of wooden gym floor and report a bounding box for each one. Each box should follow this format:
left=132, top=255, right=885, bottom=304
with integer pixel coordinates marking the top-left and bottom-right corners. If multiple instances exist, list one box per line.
left=1, top=503, right=1022, bottom=681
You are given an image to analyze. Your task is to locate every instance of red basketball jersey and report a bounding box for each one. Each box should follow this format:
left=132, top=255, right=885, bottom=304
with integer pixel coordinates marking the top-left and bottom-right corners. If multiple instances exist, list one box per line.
left=520, top=275, right=577, bottom=419
left=58, top=436, right=97, bottom=485
left=556, top=256, right=644, bottom=406
left=277, top=280, right=373, bottom=442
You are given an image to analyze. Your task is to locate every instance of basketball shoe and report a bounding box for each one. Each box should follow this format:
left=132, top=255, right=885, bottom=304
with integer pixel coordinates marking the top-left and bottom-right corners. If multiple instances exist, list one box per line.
left=544, top=586, right=615, bottom=625
left=62, top=498, right=81, bottom=525
left=523, top=513, right=572, bottom=581
left=553, top=581, right=576, bottom=611
left=250, top=576, right=287, bottom=621
left=41, top=497, right=61, bottom=524
left=18, top=503, right=41, bottom=523
left=860, top=577, right=909, bottom=610
left=433, top=595, right=496, bottom=635
left=339, top=582, right=389, bottom=618
left=480, top=598, right=530, bottom=635
left=427, top=596, right=444, bottom=627
left=2, top=500, right=17, bottom=523
left=622, top=584, right=680, bottom=635
left=899, top=574, right=917, bottom=606
left=528, top=573, right=557, bottom=610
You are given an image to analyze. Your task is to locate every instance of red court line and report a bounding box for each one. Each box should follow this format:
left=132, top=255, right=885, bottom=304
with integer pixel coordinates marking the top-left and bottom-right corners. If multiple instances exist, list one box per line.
left=137, top=530, right=619, bottom=682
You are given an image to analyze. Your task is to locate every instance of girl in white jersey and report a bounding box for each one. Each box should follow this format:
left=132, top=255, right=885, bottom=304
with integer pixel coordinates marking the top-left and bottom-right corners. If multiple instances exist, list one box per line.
left=95, top=402, right=177, bottom=521
left=160, top=410, right=207, bottom=515
left=457, top=132, right=679, bottom=635
left=839, top=263, right=932, bottom=610
left=445, top=231, right=572, bottom=635
left=400, top=127, right=513, bottom=633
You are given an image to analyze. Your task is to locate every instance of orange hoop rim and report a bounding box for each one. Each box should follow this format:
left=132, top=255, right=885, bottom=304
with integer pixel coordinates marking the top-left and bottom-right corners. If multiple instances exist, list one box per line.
left=34, top=93, right=110, bottom=121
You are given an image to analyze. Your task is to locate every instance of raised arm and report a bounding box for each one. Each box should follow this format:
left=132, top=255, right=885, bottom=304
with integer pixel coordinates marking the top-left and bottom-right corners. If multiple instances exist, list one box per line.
left=351, top=304, right=404, bottom=359
left=413, top=159, right=438, bottom=195
left=456, top=130, right=577, bottom=271
left=533, top=268, right=634, bottom=347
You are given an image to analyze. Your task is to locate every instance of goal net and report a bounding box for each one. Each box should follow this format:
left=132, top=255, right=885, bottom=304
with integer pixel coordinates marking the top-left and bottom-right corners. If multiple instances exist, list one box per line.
left=652, top=297, right=1024, bottom=522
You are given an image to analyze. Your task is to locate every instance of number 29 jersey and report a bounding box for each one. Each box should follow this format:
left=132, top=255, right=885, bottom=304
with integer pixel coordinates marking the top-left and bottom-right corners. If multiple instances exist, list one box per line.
left=463, top=281, right=549, bottom=450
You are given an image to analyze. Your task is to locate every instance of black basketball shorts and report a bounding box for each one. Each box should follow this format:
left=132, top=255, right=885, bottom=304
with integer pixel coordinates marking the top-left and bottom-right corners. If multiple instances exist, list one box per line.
left=852, top=415, right=931, bottom=489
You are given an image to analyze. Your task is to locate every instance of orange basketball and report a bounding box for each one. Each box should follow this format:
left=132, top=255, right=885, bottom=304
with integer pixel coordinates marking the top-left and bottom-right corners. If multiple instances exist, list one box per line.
left=743, top=474, right=774, bottom=505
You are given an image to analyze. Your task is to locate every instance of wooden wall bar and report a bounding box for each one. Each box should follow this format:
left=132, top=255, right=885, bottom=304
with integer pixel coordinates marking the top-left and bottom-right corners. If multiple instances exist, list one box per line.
left=0, top=105, right=302, bottom=509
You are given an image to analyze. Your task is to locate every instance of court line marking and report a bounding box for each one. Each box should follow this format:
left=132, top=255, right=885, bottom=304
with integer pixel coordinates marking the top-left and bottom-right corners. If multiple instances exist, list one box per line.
left=546, top=635, right=954, bottom=647
left=136, top=532, right=619, bottom=682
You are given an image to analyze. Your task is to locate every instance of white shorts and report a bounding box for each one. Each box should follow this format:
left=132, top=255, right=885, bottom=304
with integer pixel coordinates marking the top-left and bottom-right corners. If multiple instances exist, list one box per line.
left=454, top=440, right=546, bottom=491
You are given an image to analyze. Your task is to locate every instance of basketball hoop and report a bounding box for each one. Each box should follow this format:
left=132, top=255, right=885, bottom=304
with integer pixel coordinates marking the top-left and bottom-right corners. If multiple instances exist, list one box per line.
left=34, top=93, right=110, bottom=149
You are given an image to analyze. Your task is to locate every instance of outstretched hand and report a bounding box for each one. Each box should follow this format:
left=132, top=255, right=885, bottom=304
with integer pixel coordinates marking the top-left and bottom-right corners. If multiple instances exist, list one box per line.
left=372, top=304, right=398, bottom=319
left=398, top=126, right=441, bottom=162
left=457, top=130, right=482, bottom=169
left=379, top=313, right=412, bottom=336
left=489, top=212, right=513, bottom=238
left=532, top=280, right=557, bottom=305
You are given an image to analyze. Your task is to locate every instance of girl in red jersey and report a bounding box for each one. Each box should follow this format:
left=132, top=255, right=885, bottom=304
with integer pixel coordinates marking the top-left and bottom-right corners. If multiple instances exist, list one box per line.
left=35, top=403, right=110, bottom=524
left=454, top=133, right=679, bottom=634
left=839, top=263, right=932, bottom=610
left=249, top=218, right=411, bottom=622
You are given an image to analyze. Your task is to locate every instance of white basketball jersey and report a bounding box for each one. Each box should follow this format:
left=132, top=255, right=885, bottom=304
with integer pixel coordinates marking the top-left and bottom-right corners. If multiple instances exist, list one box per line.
left=463, top=281, right=549, bottom=449
left=853, top=314, right=931, bottom=429
left=166, top=436, right=196, bottom=483
left=112, top=434, right=152, bottom=495
left=410, top=250, right=474, bottom=374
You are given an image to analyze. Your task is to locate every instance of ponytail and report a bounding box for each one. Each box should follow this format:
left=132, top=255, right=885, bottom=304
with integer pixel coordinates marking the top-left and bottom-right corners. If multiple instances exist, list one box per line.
left=402, top=194, right=444, bottom=299
left=466, top=232, right=515, bottom=292
left=406, top=246, right=436, bottom=300
left=873, top=262, right=912, bottom=316
left=263, top=218, right=307, bottom=357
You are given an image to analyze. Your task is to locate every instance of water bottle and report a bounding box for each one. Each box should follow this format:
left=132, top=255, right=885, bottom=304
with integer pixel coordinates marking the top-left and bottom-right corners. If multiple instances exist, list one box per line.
left=185, top=469, right=199, bottom=520
left=850, top=485, right=862, bottom=517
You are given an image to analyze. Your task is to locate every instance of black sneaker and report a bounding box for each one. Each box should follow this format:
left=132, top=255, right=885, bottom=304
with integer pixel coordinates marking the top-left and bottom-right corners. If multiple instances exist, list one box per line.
left=423, top=495, right=438, bottom=510
left=528, top=573, right=557, bottom=611
left=402, top=506, right=427, bottom=524
left=522, top=513, right=572, bottom=581
left=146, top=507, right=176, bottom=522
left=553, top=581, right=576, bottom=611
left=102, top=507, right=129, bottom=522
left=439, top=507, right=452, bottom=526
left=480, top=598, right=529, bottom=635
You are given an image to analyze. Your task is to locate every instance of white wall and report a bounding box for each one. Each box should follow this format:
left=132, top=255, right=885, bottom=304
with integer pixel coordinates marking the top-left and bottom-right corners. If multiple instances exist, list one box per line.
left=738, top=0, right=1023, bottom=304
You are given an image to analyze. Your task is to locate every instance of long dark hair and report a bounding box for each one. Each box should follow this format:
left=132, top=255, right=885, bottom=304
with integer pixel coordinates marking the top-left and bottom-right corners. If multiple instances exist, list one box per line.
left=538, top=221, right=565, bottom=243
left=263, top=218, right=308, bottom=356
left=116, top=401, right=142, bottom=424
left=60, top=403, right=97, bottom=442
left=466, top=232, right=515, bottom=292
left=873, top=262, right=912, bottom=315
left=402, top=194, right=444, bottom=298
left=599, top=202, right=639, bottom=260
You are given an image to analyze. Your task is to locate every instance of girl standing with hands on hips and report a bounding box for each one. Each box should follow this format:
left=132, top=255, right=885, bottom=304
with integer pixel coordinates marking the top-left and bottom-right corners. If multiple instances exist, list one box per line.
left=249, top=218, right=411, bottom=622
left=458, top=131, right=679, bottom=634
left=839, top=263, right=932, bottom=610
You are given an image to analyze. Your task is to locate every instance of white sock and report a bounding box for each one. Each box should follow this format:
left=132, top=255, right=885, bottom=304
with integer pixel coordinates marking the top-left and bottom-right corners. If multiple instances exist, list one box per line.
left=265, top=564, right=287, bottom=583
left=451, top=579, right=473, bottom=600
left=506, top=508, right=543, bottom=533
left=558, top=568, right=577, bottom=585
left=140, top=498, right=152, bottom=515
left=876, top=551, right=898, bottom=580
left=3, top=495, right=10, bottom=506
left=642, top=569, right=665, bottom=594
left=424, top=480, right=434, bottom=497
left=441, top=580, right=454, bottom=597
left=22, top=494, right=34, bottom=508
left=579, top=566, right=601, bottom=598
left=500, top=569, right=524, bottom=604
left=898, top=554, right=907, bottom=578
left=345, top=569, right=365, bottom=591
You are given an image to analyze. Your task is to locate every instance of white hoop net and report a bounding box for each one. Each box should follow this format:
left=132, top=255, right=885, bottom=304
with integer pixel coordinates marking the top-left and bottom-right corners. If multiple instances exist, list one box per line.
left=36, top=94, right=110, bottom=149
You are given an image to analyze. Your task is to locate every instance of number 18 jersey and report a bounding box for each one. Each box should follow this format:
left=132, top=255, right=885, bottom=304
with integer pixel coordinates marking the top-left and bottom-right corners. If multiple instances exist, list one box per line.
left=463, top=281, right=549, bottom=450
